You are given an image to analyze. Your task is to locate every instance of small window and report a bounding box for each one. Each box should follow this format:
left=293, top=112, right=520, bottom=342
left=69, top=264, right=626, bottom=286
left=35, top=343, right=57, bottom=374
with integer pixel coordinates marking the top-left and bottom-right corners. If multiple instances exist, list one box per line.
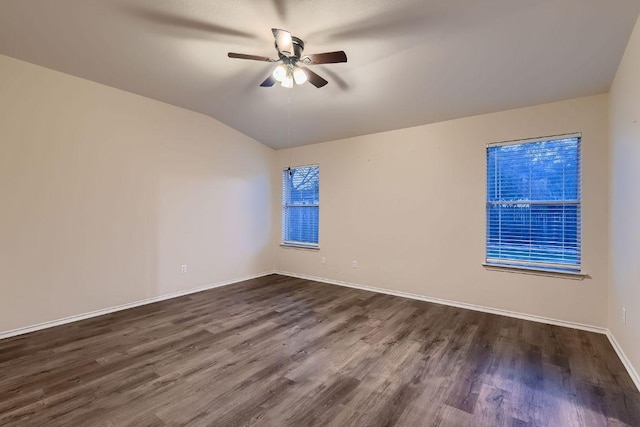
left=486, top=134, right=581, bottom=272
left=282, top=165, right=319, bottom=248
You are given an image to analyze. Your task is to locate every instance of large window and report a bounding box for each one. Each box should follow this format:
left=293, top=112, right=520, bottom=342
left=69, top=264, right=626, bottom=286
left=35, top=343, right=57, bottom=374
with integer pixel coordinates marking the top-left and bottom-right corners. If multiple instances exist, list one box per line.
left=486, top=134, right=581, bottom=272
left=282, top=165, right=319, bottom=248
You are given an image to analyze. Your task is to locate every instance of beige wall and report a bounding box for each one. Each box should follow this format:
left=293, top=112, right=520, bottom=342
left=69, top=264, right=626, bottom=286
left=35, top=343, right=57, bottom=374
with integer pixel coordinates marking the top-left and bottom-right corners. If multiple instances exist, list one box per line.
left=0, top=50, right=619, bottom=344
left=609, top=17, right=640, bottom=380
left=0, top=54, right=275, bottom=332
left=275, top=94, right=610, bottom=328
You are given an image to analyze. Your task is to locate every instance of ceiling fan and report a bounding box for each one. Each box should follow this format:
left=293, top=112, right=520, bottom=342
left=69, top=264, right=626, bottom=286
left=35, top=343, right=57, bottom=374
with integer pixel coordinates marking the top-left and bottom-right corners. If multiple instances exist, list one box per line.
left=228, top=28, right=347, bottom=88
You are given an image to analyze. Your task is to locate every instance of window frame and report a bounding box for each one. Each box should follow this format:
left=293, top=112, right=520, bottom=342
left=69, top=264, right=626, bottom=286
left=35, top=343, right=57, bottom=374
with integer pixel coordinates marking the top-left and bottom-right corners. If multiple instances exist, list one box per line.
left=484, top=133, right=583, bottom=275
left=281, top=164, right=320, bottom=249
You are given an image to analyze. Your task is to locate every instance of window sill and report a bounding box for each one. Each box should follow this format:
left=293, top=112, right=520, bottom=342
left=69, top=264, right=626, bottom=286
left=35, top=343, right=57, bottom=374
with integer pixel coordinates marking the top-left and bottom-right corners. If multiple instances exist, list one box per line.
left=280, top=243, right=320, bottom=250
left=482, top=263, right=589, bottom=280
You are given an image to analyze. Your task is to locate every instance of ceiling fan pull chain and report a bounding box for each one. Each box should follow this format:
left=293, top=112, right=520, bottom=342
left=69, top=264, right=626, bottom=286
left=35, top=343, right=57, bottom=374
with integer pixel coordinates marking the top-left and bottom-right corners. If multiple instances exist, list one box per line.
left=288, top=88, right=293, bottom=171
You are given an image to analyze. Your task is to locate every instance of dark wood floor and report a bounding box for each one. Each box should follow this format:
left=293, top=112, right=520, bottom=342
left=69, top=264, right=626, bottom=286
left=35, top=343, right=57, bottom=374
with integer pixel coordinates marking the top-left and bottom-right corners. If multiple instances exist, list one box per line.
left=0, top=274, right=638, bottom=426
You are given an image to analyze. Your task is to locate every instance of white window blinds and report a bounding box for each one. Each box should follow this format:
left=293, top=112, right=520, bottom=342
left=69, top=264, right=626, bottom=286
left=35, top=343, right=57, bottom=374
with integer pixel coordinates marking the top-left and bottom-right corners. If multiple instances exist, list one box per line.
left=282, top=165, right=319, bottom=247
left=486, top=135, right=581, bottom=271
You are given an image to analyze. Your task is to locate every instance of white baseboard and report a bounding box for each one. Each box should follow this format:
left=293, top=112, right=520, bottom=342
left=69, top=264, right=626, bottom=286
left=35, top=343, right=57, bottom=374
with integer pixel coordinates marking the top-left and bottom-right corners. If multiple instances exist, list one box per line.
left=274, top=270, right=607, bottom=334
left=0, top=271, right=274, bottom=340
left=606, top=331, right=640, bottom=392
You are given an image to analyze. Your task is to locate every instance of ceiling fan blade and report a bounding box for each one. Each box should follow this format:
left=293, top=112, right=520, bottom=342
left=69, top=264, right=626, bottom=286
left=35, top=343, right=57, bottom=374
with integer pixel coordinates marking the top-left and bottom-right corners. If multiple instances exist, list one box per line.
left=228, top=52, right=274, bottom=62
left=260, top=75, right=277, bottom=87
left=271, top=0, right=287, bottom=20
left=272, top=28, right=294, bottom=57
left=127, top=7, right=256, bottom=40
left=306, top=51, right=348, bottom=64
left=303, top=68, right=328, bottom=88
left=306, top=2, right=429, bottom=43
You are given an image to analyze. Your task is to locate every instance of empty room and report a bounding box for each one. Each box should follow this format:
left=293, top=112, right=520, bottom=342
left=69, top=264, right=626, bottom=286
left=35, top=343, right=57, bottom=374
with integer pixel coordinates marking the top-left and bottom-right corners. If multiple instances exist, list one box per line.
left=1, top=0, right=640, bottom=426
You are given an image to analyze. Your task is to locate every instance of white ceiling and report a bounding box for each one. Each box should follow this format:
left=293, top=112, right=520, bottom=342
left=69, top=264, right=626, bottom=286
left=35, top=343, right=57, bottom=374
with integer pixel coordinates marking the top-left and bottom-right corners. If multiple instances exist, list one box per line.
left=0, top=1, right=638, bottom=149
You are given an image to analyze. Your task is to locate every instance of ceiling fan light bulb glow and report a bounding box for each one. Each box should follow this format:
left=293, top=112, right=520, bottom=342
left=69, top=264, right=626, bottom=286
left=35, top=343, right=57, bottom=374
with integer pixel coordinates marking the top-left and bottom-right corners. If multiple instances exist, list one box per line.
left=273, top=64, right=287, bottom=82
left=281, top=73, right=294, bottom=88
left=293, top=67, right=308, bottom=85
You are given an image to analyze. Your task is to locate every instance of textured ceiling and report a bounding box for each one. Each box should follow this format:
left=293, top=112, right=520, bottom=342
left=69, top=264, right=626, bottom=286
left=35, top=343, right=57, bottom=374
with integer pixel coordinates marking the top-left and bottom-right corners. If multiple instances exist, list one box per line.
left=0, top=0, right=639, bottom=149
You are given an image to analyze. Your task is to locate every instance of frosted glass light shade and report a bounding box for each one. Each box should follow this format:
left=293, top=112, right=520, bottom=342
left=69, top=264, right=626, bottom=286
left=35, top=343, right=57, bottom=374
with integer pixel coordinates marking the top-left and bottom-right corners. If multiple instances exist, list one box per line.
left=272, top=64, right=287, bottom=82
left=293, top=67, right=308, bottom=85
left=281, top=73, right=294, bottom=88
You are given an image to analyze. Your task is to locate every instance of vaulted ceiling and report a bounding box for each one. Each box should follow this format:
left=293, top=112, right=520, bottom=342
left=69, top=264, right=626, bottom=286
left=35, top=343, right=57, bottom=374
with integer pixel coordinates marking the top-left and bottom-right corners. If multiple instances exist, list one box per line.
left=0, top=0, right=639, bottom=149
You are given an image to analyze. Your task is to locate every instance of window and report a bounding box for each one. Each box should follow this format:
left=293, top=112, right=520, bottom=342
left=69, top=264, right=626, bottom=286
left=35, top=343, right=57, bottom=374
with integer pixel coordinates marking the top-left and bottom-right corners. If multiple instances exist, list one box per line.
left=282, top=165, right=319, bottom=248
left=486, top=134, right=581, bottom=272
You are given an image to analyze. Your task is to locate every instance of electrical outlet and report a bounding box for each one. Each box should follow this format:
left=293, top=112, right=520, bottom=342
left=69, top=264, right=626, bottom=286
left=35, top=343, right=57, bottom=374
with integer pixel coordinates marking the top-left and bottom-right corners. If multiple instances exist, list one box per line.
left=352, top=260, right=358, bottom=269
left=180, top=264, right=187, bottom=273
left=623, top=308, right=627, bottom=325
left=321, top=256, right=326, bottom=265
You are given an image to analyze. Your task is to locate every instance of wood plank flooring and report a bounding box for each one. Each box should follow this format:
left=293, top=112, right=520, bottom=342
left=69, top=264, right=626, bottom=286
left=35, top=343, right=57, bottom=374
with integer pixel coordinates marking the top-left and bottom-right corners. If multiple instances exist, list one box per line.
left=0, top=274, right=639, bottom=426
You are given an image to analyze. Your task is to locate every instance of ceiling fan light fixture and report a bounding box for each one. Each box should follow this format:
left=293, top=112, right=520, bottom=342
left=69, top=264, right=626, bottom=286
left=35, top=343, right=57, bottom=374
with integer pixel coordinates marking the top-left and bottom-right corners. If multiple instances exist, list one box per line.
left=228, top=28, right=347, bottom=89
left=293, top=67, right=308, bottom=85
left=272, top=64, right=287, bottom=82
